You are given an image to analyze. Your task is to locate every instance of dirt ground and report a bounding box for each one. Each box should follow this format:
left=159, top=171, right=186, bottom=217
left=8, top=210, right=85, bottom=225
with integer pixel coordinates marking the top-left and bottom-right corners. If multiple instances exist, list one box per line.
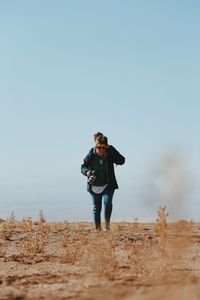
left=0, top=218, right=199, bottom=300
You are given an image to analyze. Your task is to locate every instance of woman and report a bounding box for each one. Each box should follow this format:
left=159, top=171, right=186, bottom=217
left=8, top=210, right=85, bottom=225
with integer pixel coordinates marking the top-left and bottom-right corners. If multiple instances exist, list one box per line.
left=81, top=132, right=125, bottom=231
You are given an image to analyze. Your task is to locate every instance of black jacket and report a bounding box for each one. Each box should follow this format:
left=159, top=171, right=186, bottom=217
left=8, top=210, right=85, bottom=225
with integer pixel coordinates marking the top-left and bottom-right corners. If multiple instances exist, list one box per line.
left=81, top=145, right=125, bottom=192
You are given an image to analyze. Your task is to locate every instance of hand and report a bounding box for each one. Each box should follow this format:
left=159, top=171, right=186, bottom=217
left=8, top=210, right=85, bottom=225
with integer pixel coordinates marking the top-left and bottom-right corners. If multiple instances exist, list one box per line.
left=86, top=170, right=92, bottom=177
left=88, top=173, right=96, bottom=185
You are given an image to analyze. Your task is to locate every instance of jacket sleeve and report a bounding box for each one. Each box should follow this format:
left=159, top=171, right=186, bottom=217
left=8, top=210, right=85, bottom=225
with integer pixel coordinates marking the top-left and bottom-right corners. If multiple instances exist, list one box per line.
left=81, top=153, right=91, bottom=176
left=109, top=146, right=125, bottom=165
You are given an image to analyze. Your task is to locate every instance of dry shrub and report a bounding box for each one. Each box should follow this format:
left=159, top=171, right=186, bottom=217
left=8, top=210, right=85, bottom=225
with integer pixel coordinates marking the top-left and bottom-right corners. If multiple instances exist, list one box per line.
left=19, top=216, right=50, bottom=256
left=20, top=232, right=46, bottom=255
left=82, top=235, right=118, bottom=280
left=20, top=217, right=34, bottom=233
left=140, top=206, right=170, bottom=280
left=122, top=234, right=165, bottom=281
left=151, top=207, right=193, bottom=282
left=51, top=220, right=69, bottom=232
left=37, top=222, right=50, bottom=241
left=39, top=210, right=46, bottom=223
left=0, top=223, right=13, bottom=241
left=153, top=206, right=169, bottom=260
left=0, top=211, right=16, bottom=240
left=154, top=206, right=169, bottom=238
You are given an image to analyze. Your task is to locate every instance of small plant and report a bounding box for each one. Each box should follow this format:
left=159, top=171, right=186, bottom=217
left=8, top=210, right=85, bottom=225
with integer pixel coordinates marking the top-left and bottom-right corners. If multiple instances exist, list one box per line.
left=0, top=223, right=12, bottom=240
left=0, top=211, right=16, bottom=240
left=21, top=232, right=46, bottom=255
left=82, top=236, right=117, bottom=280
left=20, top=217, right=34, bottom=233
left=51, top=220, right=69, bottom=232
left=154, top=206, right=169, bottom=238
left=18, top=214, right=49, bottom=256
left=39, top=210, right=46, bottom=223
left=9, top=211, right=16, bottom=223
left=38, top=222, right=50, bottom=241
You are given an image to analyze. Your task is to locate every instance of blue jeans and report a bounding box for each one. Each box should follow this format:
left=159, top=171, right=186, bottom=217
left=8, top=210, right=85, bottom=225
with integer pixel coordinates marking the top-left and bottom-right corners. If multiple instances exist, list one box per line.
left=90, top=189, right=115, bottom=230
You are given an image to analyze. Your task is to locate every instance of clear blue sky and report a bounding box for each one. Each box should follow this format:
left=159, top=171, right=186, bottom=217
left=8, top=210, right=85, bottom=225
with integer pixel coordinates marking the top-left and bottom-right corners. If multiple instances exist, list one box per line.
left=0, top=1, right=199, bottom=222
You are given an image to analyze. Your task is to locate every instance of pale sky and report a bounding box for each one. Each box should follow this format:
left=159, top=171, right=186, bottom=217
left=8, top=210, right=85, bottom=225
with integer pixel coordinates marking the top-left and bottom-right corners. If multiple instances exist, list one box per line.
left=0, top=1, right=199, bottom=222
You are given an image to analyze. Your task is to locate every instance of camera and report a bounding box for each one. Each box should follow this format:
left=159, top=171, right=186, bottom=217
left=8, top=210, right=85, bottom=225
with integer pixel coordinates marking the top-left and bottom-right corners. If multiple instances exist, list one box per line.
left=88, top=171, right=96, bottom=185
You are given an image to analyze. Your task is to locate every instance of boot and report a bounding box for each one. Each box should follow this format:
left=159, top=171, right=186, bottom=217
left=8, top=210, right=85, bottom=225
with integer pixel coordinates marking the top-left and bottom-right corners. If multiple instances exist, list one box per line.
left=105, top=221, right=110, bottom=232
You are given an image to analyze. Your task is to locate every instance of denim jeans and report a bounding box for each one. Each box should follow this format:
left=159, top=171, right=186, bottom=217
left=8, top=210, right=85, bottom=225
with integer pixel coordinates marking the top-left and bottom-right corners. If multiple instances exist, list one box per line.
left=90, top=189, right=115, bottom=230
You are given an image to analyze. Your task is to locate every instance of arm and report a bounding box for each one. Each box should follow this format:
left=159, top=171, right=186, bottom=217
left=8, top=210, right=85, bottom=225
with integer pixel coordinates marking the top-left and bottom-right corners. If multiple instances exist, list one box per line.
left=81, top=152, right=92, bottom=176
left=109, top=145, right=125, bottom=165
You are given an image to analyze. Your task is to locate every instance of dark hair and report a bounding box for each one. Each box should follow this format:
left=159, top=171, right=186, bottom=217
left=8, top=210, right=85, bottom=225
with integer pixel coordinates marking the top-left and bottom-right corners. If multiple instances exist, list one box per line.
left=93, top=132, right=103, bottom=142
left=93, top=132, right=108, bottom=145
left=96, top=135, right=108, bottom=146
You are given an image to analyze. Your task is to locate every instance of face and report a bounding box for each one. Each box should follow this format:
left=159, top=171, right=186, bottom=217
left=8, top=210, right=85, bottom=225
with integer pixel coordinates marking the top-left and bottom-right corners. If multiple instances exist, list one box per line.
left=95, top=143, right=107, bottom=156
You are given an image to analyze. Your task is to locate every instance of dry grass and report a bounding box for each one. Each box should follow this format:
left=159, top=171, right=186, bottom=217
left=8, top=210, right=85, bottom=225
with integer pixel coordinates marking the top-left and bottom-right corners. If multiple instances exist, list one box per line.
left=0, top=211, right=17, bottom=240
left=0, top=209, right=199, bottom=300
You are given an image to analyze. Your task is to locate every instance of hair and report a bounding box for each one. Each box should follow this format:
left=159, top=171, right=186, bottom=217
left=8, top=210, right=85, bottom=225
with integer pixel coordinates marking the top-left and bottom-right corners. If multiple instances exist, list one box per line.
left=93, top=132, right=108, bottom=146
left=93, top=132, right=103, bottom=142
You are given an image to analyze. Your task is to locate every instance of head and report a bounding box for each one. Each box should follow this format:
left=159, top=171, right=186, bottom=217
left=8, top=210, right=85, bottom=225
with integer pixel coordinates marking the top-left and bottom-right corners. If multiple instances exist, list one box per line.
left=94, top=133, right=108, bottom=157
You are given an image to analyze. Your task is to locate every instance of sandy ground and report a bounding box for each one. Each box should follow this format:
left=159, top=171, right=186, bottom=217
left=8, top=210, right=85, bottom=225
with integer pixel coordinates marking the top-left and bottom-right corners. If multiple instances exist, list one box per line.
left=0, top=219, right=199, bottom=300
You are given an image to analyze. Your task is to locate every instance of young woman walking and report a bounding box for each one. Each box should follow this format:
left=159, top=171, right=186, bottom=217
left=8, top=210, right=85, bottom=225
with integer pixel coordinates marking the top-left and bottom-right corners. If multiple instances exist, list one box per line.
left=81, top=132, right=125, bottom=231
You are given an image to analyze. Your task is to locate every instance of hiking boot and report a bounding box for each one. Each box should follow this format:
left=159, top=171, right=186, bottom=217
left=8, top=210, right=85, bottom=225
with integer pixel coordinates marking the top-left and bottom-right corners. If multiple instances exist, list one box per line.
left=105, top=222, right=110, bottom=231
left=96, top=226, right=102, bottom=232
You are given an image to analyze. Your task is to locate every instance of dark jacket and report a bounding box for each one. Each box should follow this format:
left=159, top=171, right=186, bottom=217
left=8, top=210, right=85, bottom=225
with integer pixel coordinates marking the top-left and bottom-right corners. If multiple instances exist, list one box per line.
left=81, top=145, right=125, bottom=192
